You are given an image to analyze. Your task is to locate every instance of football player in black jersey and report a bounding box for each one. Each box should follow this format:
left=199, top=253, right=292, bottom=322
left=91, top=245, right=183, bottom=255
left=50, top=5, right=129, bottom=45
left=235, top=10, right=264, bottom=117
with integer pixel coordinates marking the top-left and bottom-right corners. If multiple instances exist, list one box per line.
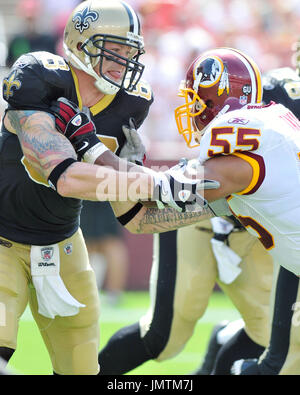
left=0, top=0, right=219, bottom=375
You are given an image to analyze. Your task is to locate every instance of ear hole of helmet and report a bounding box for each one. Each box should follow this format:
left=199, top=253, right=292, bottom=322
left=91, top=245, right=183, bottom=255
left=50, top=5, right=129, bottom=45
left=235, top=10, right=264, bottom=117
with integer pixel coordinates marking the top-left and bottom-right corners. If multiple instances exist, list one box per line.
left=77, top=43, right=83, bottom=51
left=205, top=99, right=214, bottom=109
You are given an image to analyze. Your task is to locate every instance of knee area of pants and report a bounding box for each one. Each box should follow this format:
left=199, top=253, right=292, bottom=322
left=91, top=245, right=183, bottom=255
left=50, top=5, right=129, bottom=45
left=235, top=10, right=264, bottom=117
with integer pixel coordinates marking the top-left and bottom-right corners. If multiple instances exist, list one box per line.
left=0, top=309, right=18, bottom=349
left=73, top=341, right=99, bottom=375
left=54, top=341, right=99, bottom=375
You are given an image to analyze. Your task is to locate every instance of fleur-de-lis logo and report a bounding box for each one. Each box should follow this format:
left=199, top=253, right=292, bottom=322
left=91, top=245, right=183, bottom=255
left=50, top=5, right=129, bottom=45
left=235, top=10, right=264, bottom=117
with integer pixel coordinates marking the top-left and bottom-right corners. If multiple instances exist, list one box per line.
left=3, top=71, right=21, bottom=100
left=72, top=6, right=99, bottom=34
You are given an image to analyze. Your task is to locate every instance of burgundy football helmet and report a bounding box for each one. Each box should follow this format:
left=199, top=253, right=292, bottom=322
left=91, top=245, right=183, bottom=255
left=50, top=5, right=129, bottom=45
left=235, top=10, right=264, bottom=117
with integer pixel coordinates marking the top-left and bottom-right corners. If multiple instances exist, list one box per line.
left=175, top=47, right=262, bottom=147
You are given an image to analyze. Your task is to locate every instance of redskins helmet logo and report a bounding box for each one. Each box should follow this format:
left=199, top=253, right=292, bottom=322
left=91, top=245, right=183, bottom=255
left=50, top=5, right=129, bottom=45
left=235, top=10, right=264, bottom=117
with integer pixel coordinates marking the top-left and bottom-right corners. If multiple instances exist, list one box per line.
left=193, top=56, right=230, bottom=96
left=72, top=6, right=99, bottom=34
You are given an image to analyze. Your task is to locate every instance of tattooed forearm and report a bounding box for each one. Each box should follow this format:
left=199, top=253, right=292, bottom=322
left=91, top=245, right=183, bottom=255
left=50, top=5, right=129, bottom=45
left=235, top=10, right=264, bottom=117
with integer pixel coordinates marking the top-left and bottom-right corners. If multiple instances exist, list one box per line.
left=134, top=205, right=214, bottom=234
left=6, top=110, right=76, bottom=179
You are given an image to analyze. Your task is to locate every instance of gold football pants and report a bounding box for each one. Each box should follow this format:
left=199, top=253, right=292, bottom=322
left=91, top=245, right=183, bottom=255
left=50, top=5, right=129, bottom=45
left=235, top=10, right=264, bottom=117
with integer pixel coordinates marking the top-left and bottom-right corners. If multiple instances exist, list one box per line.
left=0, top=229, right=100, bottom=375
left=141, top=221, right=273, bottom=361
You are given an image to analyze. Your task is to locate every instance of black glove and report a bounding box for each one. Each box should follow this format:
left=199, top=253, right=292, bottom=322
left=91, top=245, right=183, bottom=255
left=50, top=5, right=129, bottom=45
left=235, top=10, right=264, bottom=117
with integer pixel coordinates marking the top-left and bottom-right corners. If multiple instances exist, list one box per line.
left=50, top=97, right=108, bottom=162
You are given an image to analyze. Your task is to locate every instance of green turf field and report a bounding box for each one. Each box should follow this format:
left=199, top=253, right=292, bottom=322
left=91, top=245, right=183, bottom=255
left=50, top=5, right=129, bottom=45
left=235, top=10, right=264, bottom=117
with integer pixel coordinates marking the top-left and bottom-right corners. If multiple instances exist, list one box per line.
left=8, top=291, right=240, bottom=375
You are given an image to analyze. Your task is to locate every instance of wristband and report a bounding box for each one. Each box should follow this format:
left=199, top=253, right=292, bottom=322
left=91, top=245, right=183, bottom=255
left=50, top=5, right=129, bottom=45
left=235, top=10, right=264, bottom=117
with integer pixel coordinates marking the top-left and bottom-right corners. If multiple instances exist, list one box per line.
left=82, top=142, right=109, bottom=164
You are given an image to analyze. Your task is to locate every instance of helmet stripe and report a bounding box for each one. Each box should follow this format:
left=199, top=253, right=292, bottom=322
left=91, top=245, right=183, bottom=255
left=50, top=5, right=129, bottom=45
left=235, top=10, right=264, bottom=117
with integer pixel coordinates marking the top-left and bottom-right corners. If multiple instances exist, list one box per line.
left=121, top=1, right=140, bottom=35
left=230, top=48, right=262, bottom=103
left=242, top=52, right=262, bottom=103
left=250, top=58, right=262, bottom=103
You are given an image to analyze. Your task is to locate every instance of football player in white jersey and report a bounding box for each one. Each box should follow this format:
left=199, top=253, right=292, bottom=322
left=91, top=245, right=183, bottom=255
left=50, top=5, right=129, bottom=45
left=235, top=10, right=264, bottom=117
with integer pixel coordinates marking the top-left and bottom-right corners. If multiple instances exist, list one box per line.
left=174, top=47, right=300, bottom=375
left=194, top=56, right=300, bottom=375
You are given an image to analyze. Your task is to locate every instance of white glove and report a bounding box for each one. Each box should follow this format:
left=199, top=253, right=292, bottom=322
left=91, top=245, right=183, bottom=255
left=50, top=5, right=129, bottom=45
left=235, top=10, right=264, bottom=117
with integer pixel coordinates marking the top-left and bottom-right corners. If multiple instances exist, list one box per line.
left=146, top=158, right=220, bottom=212
left=119, top=118, right=146, bottom=165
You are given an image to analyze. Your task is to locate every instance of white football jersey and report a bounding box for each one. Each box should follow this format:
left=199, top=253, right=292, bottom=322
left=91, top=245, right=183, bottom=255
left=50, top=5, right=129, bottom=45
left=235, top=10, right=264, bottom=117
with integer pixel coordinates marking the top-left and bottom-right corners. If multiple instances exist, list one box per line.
left=199, top=103, right=300, bottom=275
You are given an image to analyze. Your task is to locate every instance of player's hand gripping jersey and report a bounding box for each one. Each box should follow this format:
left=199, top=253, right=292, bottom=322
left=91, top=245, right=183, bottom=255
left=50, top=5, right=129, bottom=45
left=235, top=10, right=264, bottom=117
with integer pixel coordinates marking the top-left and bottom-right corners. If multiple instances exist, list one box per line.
left=198, top=102, right=300, bottom=275
left=1, top=52, right=153, bottom=245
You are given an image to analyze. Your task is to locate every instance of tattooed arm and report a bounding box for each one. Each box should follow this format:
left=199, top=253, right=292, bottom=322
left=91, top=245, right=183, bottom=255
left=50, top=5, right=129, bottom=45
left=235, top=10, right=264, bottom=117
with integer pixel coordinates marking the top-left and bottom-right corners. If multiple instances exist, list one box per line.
left=5, top=110, right=77, bottom=179
left=110, top=200, right=214, bottom=233
left=131, top=206, right=213, bottom=233
left=4, top=110, right=153, bottom=201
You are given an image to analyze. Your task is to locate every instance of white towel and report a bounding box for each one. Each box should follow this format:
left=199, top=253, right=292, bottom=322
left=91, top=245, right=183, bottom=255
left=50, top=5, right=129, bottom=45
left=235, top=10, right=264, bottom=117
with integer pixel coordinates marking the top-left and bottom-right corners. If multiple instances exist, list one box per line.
left=210, top=217, right=234, bottom=235
left=210, top=218, right=242, bottom=284
left=30, top=244, right=85, bottom=319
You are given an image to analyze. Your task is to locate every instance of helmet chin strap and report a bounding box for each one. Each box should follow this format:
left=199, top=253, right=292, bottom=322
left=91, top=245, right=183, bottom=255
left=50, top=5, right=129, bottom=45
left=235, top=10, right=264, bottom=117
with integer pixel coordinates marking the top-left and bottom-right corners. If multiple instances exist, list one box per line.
left=216, top=104, right=230, bottom=118
left=93, top=75, right=120, bottom=95
left=64, top=44, right=120, bottom=95
left=83, top=55, right=120, bottom=95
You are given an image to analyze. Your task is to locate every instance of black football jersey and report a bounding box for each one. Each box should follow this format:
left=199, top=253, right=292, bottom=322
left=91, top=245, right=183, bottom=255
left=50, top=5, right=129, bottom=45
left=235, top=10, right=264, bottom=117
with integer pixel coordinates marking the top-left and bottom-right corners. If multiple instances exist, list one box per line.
left=1, top=51, right=153, bottom=245
left=262, top=67, right=300, bottom=120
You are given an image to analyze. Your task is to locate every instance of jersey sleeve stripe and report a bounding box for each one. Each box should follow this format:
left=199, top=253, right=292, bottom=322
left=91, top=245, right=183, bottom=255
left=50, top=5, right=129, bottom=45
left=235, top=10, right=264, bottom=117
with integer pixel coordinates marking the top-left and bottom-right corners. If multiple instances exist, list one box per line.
left=232, top=151, right=265, bottom=195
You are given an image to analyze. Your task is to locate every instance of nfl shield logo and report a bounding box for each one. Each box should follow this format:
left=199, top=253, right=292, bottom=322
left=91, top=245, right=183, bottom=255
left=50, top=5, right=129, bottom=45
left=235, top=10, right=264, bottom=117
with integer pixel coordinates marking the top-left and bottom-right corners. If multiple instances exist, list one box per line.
left=71, top=114, right=82, bottom=126
left=239, top=95, right=248, bottom=106
left=64, top=243, right=73, bottom=255
left=41, top=247, right=54, bottom=261
left=178, top=190, right=191, bottom=202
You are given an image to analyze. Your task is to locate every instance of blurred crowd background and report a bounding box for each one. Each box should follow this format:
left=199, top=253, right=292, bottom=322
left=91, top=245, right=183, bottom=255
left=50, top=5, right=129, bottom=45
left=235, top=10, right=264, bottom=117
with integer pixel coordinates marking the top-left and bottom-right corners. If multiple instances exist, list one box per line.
left=1, top=0, right=300, bottom=158
left=0, top=0, right=299, bottom=298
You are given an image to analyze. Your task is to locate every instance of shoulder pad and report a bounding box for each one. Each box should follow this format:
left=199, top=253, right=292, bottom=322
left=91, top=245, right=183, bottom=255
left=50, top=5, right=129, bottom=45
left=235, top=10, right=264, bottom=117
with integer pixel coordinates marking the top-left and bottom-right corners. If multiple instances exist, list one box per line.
left=263, top=67, right=299, bottom=87
left=125, top=79, right=153, bottom=102
left=2, top=52, right=71, bottom=111
left=263, top=67, right=300, bottom=119
left=121, top=79, right=154, bottom=128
